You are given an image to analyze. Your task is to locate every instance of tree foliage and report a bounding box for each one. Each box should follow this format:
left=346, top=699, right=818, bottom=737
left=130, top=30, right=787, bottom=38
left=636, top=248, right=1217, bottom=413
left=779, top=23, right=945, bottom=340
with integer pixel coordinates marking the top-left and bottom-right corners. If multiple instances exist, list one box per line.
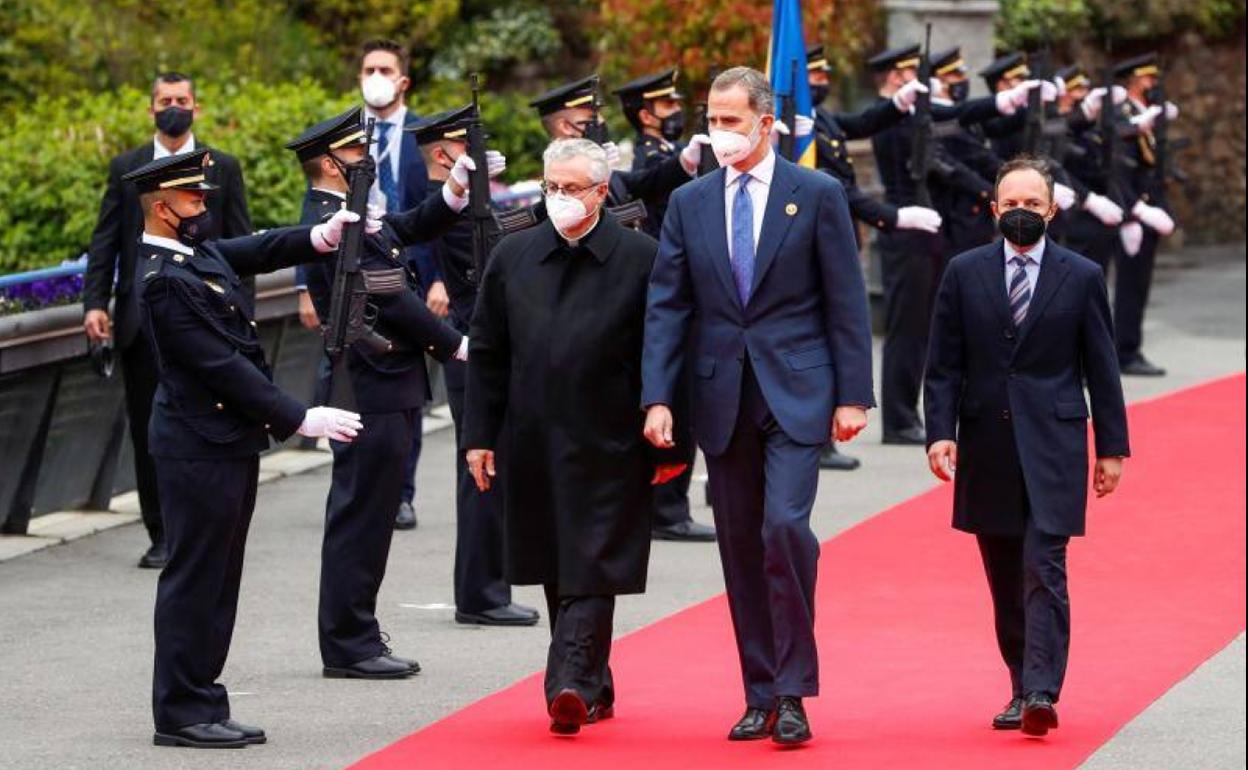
left=998, top=0, right=1246, bottom=47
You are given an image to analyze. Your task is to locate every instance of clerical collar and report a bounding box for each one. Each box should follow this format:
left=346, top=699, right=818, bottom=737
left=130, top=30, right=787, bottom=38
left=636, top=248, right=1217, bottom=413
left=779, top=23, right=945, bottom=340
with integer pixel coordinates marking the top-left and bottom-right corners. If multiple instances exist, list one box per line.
left=555, top=212, right=602, bottom=249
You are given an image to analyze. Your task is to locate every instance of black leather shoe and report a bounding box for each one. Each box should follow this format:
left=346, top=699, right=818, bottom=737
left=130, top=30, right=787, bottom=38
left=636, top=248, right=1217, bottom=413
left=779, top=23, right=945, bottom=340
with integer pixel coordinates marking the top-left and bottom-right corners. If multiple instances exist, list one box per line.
left=455, top=603, right=541, bottom=626
left=819, top=445, right=861, bottom=471
left=153, top=722, right=247, bottom=748
left=1120, top=355, right=1166, bottom=377
left=992, top=697, right=1025, bottom=730
left=728, top=707, right=777, bottom=741
left=549, top=688, right=588, bottom=735
left=384, top=653, right=421, bottom=674
left=219, top=719, right=266, bottom=745
left=395, top=502, right=417, bottom=530
left=138, top=541, right=168, bottom=570
left=586, top=701, right=615, bottom=724
left=883, top=426, right=927, bottom=445
left=323, top=655, right=413, bottom=679
left=652, top=520, right=716, bottom=542
left=1021, top=693, right=1059, bottom=736
left=772, top=697, right=812, bottom=745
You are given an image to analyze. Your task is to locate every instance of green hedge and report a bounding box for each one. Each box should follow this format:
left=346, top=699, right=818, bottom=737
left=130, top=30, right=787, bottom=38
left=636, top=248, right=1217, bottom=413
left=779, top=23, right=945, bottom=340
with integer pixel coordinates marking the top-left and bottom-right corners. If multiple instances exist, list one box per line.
left=0, top=79, right=550, bottom=274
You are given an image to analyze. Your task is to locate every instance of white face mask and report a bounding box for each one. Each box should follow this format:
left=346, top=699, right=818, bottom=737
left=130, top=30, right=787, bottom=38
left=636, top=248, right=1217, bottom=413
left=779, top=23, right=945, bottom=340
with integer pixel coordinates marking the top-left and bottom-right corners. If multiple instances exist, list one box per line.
left=546, top=192, right=593, bottom=234
left=709, top=118, right=762, bottom=167
left=361, top=73, right=399, bottom=109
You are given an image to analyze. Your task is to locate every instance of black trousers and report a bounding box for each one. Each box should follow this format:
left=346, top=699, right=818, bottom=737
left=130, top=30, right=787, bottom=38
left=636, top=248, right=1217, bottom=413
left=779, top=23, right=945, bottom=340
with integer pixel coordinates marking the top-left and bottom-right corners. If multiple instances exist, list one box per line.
left=878, top=229, right=943, bottom=433
left=444, top=359, right=512, bottom=614
left=120, top=334, right=162, bottom=544
left=400, top=410, right=424, bottom=506
left=976, top=521, right=1071, bottom=701
left=318, top=409, right=415, bottom=667
left=542, top=584, right=615, bottom=709
left=1114, top=226, right=1160, bottom=364
left=152, top=455, right=258, bottom=731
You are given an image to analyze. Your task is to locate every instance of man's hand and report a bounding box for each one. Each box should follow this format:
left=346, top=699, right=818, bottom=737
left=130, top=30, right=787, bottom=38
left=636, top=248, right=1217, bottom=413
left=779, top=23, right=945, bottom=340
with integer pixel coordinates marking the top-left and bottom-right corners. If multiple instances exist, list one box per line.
left=297, top=291, right=320, bottom=330
left=896, top=205, right=943, bottom=233
left=426, top=281, right=450, bottom=318
left=1132, top=200, right=1176, bottom=236
left=311, top=208, right=361, bottom=253
left=83, top=309, right=112, bottom=342
left=467, top=449, right=496, bottom=492
left=1053, top=182, right=1077, bottom=211
left=927, top=440, right=958, bottom=482
left=1094, top=457, right=1123, bottom=498
left=892, top=78, right=929, bottom=113
left=297, top=407, right=363, bottom=443
left=651, top=464, right=688, bottom=486
left=601, top=141, right=622, bottom=169
left=680, top=134, right=711, bottom=175
left=832, top=406, right=868, bottom=442
left=1083, top=192, right=1124, bottom=227
left=643, top=405, right=675, bottom=449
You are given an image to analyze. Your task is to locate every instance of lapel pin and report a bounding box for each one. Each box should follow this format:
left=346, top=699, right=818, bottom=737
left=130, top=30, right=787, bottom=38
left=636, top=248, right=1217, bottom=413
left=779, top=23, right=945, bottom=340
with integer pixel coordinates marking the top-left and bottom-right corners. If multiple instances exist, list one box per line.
left=785, top=202, right=798, bottom=216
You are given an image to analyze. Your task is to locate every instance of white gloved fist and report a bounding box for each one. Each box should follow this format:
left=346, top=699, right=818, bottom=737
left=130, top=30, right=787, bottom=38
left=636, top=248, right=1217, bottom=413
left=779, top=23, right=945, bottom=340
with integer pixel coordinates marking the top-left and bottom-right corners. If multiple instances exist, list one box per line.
left=365, top=204, right=384, bottom=235
left=1120, top=221, right=1144, bottom=256
left=1038, top=80, right=1059, bottom=102
left=680, top=133, right=712, bottom=174
left=311, top=208, right=361, bottom=253
left=449, top=153, right=477, bottom=189
left=896, top=206, right=943, bottom=233
left=1083, top=192, right=1124, bottom=226
left=297, top=406, right=363, bottom=443
left=996, top=80, right=1032, bottom=114
left=1132, top=200, right=1175, bottom=235
left=794, top=113, right=814, bottom=139
left=484, top=149, right=506, bottom=178
left=1164, top=101, right=1180, bottom=121
left=1079, top=86, right=1128, bottom=121
left=1054, top=76, right=1068, bottom=99
left=1130, top=104, right=1163, bottom=132
left=601, top=141, right=622, bottom=169
left=893, top=78, right=930, bottom=113
left=1053, top=182, right=1077, bottom=211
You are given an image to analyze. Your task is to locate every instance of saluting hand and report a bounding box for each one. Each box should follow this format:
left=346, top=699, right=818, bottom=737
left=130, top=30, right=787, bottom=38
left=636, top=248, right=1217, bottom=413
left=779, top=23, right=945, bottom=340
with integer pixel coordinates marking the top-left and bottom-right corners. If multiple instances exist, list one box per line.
left=467, top=449, right=496, bottom=492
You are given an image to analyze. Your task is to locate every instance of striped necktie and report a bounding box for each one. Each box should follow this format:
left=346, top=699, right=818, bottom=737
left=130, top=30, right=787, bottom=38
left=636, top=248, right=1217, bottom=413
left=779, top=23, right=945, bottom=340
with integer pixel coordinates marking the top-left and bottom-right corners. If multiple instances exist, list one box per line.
left=1008, top=254, right=1032, bottom=326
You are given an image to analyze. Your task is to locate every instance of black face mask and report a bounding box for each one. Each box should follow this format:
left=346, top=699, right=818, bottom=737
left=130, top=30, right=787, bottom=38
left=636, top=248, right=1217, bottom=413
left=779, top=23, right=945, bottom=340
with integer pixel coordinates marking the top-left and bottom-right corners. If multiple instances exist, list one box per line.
left=164, top=205, right=214, bottom=247
left=154, top=106, right=194, bottom=138
left=1144, top=86, right=1163, bottom=106
left=948, top=81, right=970, bottom=103
left=998, top=207, right=1048, bottom=247
left=809, top=84, right=830, bottom=106
left=328, top=152, right=370, bottom=183
left=659, top=110, right=685, bottom=141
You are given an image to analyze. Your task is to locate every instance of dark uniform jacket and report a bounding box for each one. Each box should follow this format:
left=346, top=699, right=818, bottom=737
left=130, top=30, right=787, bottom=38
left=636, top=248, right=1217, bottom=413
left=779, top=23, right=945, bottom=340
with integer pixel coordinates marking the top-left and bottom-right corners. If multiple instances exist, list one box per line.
left=422, top=178, right=479, bottom=334
left=813, top=100, right=907, bottom=232
left=86, top=141, right=251, bottom=348
left=631, top=133, right=682, bottom=237
left=935, top=99, right=1004, bottom=251
left=140, top=228, right=320, bottom=460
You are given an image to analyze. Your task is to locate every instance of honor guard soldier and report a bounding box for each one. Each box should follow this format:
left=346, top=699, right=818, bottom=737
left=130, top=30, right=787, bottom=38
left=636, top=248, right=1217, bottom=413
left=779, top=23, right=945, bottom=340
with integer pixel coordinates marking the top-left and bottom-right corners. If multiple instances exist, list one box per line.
left=129, top=149, right=365, bottom=749
left=285, top=108, right=508, bottom=677
left=407, top=106, right=545, bottom=622
left=979, top=53, right=1034, bottom=161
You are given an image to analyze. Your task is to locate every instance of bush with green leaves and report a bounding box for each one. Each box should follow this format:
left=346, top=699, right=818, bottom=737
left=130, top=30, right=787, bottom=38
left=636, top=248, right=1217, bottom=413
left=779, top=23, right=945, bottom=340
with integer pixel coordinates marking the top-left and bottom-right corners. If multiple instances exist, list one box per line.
left=998, top=0, right=1245, bottom=47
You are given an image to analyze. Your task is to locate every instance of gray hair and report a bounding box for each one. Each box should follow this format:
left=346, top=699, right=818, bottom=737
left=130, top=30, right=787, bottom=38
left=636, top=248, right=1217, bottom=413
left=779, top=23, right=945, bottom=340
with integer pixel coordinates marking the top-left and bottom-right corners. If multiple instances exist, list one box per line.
left=542, top=138, right=610, bottom=184
left=712, top=66, right=774, bottom=115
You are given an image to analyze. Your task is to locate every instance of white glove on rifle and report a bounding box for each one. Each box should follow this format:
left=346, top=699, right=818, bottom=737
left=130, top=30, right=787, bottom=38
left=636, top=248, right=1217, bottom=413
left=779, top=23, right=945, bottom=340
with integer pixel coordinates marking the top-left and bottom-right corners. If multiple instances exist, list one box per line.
left=311, top=209, right=361, bottom=253
left=601, top=141, right=622, bottom=169
left=364, top=204, right=385, bottom=234
left=1053, top=182, right=1077, bottom=211
left=893, top=78, right=930, bottom=113
left=1120, top=221, right=1144, bottom=256
left=1080, top=85, right=1128, bottom=121
left=1082, top=192, right=1124, bottom=226
left=455, top=337, right=469, bottom=361
left=297, top=407, right=363, bottom=442
left=1164, top=101, right=1180, bottom=121
left=680, top=134, right=712, bottom=175
left=996, top=79, right=1051, bottom=115
left=896, top=206, right=943, bottom=233
left=449, top=151, right=506, bottom=188
left=1130, top=105, right=1163, bottom=132
left=793, top=114, right=814, bottom=138
left=1132, top=200, right=1175, bottom=235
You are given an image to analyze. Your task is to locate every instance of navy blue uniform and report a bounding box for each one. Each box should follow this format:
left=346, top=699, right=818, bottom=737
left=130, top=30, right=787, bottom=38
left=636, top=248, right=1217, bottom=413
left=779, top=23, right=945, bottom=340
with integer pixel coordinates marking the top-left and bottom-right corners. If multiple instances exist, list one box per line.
left=812, top=100, right=906, bottom=233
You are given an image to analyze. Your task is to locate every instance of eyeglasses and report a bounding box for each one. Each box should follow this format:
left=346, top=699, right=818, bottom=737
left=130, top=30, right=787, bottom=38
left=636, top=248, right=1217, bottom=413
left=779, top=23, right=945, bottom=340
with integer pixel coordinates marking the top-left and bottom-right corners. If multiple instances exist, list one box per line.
left=540, top=180, right=602, bottom=197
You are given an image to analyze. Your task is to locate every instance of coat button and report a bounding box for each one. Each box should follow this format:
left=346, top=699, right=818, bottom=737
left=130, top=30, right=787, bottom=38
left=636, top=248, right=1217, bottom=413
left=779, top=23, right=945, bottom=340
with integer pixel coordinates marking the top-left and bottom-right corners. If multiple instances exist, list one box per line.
left=215, top=402, right=224, bottom=411
left=264, top=423, right=271, bottom=430
left=1004, top=329, right=1016, bottom=341
left=1001, top=409, right=1011, bottom=420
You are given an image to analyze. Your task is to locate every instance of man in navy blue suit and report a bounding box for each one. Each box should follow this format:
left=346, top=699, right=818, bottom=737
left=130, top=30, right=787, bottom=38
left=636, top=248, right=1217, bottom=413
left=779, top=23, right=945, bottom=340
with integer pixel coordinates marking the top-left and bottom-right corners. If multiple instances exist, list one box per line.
left=924, top=156, right=1129, bottom=738
left=642, top=67, right=874, bottom=746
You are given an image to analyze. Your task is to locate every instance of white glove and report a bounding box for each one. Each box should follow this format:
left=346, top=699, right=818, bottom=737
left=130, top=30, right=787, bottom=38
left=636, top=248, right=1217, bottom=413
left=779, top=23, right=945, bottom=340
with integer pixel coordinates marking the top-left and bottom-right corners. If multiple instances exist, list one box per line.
left=449, top=150, right=507, bottom=191
left=1054, top=76, right=1068, bottom=99
left=1038, top=80, right=1059, bottom=102
left=1120, top=221, right=1144, bottom=256
left=1053, top=182, right=1077, bottom=211
left=455, top=336, right=469, bottom=361
left=896, top=206, right=943, bottom=233
left=892, top=78, right=930, bottom=113
left=601, top=141, right=622, bottom=169
left=680, top=133, right=712, bottom=175
left=297, top=406, right=363, bottom=443
left=311, top=208, right=360, bottom=253
left=1132, top=200, right=1175, bottom=235
left=794, top=114, right=814, bottom=139
left=484, top=150, right=506, bottom=178
left=364, top=204, right=384, bottom=235
left=1081, top=85, right=1129, bottom=121
left=1130, top=104, right=1163, bottom=132
left=1082, top=192, right=1124, bottom=226
left=1164, top=101, right=1180, bottom=121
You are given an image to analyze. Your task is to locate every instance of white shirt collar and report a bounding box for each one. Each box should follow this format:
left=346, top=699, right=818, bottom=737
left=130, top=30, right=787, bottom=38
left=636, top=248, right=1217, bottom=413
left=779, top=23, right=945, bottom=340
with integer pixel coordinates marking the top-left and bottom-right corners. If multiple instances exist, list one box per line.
left=724, top=147, right=776, bottom=188
left=1004, top=235, right=1046, bottom=264
left=152, top=133, right=196, bottom=160
left=311, top=187, right=347, bottom=200
left=141, top=232, right=194, bottom=255
left=364, top=104, right=406, bottom=129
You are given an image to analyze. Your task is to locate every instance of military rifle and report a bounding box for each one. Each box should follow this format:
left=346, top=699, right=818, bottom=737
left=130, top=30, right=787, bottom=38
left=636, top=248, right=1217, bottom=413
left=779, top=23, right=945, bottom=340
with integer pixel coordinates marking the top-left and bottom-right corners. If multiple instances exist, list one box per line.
left=907, top=23, right=935, bottom=208
left=697, top=65, right=721, bottom=175
left=466, top=73, right=501, bottom=283
left=778, top=60, right=797, bottom=161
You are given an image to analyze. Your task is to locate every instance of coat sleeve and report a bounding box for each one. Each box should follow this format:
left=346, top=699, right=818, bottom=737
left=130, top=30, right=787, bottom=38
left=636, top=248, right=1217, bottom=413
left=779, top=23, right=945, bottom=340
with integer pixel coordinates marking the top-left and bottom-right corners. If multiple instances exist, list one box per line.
left=641, top=190, right=695, bottom=409
left=462, top=246, right=511, bottom=450
left=815, top=178, right=875, bottom=408
left=214, top=226, right=322, bottom=277
left=219, top=154, right=253, bottom=238
left=846, top=182, right=899, bottom=231
left=834, top=98, right=904, bottom=140
left=923, top=262, right=965, bottom=446
left=84, top=154, right=125, bottom=313
left=385, top=187, right=460, bottom=249
left=616, top=154, right=691, bottom=203
left=1080, top=268, right=1130, bottom=458
left=374, top=288, right=462, bottom=362
left=143, top=276, right=307, bottom=439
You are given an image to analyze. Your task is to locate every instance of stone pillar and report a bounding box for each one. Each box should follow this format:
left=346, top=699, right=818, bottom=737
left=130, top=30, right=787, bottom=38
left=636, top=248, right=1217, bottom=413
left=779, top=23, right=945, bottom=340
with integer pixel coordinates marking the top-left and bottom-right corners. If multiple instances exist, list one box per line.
left=884, top=0, right=1001, bottom=96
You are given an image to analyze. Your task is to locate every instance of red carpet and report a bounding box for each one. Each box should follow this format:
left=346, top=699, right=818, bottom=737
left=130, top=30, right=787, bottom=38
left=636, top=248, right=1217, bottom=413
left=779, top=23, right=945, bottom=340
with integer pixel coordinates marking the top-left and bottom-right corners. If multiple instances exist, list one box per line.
left=350, top=374, right=1246, bottom=770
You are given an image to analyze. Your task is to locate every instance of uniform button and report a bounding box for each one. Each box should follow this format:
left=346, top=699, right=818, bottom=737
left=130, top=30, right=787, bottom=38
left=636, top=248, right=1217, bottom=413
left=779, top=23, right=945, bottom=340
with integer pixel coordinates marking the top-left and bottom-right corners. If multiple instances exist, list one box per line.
left=250, top=320, right=257, bottom=327
left=229, top=305, right=236, bottom=312
left=1004, top=329, right=1016, bottom=341
left=215, top=402, right=224, bottom=411
left=264, top=423, right=271, bottom=430
left=1001, top=410, right=1011, bottom=420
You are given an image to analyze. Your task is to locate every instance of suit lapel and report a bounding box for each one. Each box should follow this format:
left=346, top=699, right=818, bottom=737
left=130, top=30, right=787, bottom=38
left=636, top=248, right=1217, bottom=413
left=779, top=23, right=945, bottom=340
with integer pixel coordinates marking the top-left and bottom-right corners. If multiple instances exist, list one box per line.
left=1014, top=240, right=1071, bottom=352
left=974, top=243, right=1013, bottom=330
left=696, top=168, right=741, bottom=309
left=749, top=157, right=800, bottom=297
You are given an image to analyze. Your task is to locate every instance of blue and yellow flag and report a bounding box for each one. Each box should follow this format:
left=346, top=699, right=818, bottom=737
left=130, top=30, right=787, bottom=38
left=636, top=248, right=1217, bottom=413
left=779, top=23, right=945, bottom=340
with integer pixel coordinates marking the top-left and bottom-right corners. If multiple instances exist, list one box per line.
left=767, top=0, right=816, bottom=167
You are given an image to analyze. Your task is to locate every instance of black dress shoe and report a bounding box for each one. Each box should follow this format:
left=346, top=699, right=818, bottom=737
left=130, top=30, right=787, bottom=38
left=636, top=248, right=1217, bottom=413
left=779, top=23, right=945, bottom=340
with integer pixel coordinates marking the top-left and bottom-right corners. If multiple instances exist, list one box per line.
left=772, top=697, right=812, bottom=746
left=652, top=520, right=716, bottom=542
left=383, top=653, right=421, bottom=674
left=455, top=603, right=541, bottom=626
left=395, top=502, right=417, bottom=530
left=219, top=719, right=266, bottom=745
left=153, top=722, right=247, bottom=748
left=819, top=445, right=861, bottom=471
left=1120, top=355, right=1166, bottom=377
left=323, top=655, right=413, bottom=679
left=727, top=707, right=777, bottom=741
left=586, top=701, right=615, bottom=724
left=138, top=541, right=168, bottom=570
left=992, top=697, right=1025, bottom=730
left=1021, top=693, right=1059, bottom=736
left=549, top=688, right=588, bottom=735
left=882, top=426, right=927, bottom=445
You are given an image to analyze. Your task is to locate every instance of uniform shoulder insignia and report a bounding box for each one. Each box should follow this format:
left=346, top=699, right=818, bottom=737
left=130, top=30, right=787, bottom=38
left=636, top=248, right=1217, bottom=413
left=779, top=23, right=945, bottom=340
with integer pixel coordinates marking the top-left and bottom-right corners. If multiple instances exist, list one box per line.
left=142, top=252, right=168, bottom=281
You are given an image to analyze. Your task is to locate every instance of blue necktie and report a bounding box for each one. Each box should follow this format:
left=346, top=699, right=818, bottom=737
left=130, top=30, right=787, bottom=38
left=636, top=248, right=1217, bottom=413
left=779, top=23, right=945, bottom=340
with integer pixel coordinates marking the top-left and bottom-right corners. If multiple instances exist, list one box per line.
left=730, top=173, right=755, bottom=306
left=375, top=121, right=399, bottom=212
left=1009, top=254, right=1032, bottom=326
